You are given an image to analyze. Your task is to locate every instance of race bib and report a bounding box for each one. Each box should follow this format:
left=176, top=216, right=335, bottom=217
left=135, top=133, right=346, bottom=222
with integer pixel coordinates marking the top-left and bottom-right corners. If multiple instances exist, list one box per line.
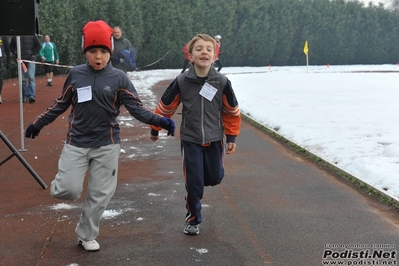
left=199, top=82, right=217, bottom=101
left=77, top=86, right=92, bottom=103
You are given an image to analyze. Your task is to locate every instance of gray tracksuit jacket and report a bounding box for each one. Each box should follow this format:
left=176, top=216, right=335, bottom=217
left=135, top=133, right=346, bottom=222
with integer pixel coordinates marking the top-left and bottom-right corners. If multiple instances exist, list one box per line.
left=33, top=62, right=162, bottom=148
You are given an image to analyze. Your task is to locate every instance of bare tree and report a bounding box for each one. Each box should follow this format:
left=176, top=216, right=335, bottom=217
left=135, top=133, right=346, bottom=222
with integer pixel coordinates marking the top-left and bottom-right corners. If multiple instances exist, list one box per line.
left=390, top=0, right=399, bottom=10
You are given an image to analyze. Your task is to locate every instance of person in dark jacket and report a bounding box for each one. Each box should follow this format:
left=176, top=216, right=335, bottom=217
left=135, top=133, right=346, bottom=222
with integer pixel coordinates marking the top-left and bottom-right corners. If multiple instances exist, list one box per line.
left=10, top=35, right=40, bottom=103
left=150, top=34, right=241, bottom=235
left=111, top=26, right=132, bottom=73
left=25, top=20, right=175, bottom=252
left=0, top=36, right=11, bottom=104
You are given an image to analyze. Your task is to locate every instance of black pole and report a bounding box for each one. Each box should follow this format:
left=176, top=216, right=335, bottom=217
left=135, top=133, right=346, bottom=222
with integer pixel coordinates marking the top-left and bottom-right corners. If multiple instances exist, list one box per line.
left=0, top=131, right=47, bottom=189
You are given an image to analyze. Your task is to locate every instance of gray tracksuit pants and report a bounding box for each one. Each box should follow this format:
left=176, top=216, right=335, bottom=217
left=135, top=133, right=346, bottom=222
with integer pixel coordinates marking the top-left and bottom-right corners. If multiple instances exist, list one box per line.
left=50, top=143, right=120, bottom=241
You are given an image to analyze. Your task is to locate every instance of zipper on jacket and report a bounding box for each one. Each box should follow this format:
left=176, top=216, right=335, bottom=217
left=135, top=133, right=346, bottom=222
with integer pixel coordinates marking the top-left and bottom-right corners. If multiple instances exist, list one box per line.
left=201, top=95, right=205, bottom=144
left=200, top=77, right=218, bottom=144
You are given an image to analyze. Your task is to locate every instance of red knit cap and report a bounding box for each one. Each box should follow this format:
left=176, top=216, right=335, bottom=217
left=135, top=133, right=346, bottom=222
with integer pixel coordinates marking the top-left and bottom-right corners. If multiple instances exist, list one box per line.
left=82, top=20, right=114, bottom=54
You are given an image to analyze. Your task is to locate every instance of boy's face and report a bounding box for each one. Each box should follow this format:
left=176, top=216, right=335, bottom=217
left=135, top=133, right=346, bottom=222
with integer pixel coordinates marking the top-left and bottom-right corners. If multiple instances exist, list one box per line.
left=189, top=39, right=216, bottom=70
left=85, top=48, right=110, bottom=70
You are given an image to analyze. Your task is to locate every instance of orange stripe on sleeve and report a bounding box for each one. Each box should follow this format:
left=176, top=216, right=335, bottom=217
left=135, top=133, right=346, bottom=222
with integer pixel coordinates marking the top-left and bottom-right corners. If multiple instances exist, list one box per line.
left=222, top=95, right=241, bottom=136
left=151, top=94, right=181, bottom=131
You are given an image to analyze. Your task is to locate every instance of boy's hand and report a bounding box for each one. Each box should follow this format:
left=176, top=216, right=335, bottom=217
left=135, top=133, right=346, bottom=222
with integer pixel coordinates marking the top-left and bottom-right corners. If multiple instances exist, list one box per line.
left=150, top=135, right=159, bottom=142
left=26, top=124, right=40, bottom=139
left=150, top=129, right=159, bottom=142
left=226, top=142, right=236, bottom=154
left=159, top=117, right=175, bottom=136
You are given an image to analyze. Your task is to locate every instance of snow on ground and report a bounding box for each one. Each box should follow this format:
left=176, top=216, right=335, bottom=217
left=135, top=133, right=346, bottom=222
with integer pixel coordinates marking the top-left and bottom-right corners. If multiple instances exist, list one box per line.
left=127, top=64, right=399, bottom=200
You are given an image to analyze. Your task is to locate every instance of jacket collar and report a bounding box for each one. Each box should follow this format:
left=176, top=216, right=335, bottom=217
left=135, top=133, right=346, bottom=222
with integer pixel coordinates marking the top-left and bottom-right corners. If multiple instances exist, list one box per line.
left=185, top=65, right=219, bottom=81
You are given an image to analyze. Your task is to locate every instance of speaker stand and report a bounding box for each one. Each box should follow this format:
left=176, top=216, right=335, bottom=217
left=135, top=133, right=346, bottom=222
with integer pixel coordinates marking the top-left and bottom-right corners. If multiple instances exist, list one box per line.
left=0, top=131, right=47, bottom=189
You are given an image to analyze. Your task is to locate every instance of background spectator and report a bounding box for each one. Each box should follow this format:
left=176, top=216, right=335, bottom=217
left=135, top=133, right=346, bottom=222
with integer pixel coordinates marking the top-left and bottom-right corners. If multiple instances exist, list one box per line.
left=111, top=26, right=132, bottom=73
left=214, top=34, right=222, bottom=72
left=39, top=35, right=60, bottom=86
left=0, top=36, right=11, bottom=104
left=10, top=35, right=41, bottom=103
left=180, top=41, right=190, bottom=73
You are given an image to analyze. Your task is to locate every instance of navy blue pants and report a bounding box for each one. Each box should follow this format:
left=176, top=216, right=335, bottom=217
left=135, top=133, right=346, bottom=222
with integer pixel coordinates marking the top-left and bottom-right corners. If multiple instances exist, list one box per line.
left=182, top=140, right=225, bottom=225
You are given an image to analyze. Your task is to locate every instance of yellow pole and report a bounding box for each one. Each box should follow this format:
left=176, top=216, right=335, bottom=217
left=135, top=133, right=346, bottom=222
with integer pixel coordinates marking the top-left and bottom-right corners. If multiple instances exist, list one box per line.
left=303, top=41, right=309, bottom=73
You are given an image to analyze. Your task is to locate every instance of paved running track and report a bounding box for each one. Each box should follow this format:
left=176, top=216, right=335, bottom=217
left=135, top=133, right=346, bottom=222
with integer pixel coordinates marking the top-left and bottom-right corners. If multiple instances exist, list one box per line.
left=0, top=74, right=398, bottom=266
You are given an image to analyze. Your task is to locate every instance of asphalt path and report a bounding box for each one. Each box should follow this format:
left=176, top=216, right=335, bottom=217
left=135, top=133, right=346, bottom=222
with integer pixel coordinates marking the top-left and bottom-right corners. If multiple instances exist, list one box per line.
left=0, top=75, right=398, bottom=266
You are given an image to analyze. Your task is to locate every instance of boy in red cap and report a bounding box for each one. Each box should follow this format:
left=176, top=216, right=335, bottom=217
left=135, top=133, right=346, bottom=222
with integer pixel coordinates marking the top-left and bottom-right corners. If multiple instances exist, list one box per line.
left=25, top=20, right=175, bottom=251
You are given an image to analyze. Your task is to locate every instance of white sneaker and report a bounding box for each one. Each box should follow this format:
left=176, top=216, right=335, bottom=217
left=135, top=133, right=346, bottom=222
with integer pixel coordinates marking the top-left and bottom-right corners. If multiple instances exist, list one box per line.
left=78, top=238, right=100, bottom=251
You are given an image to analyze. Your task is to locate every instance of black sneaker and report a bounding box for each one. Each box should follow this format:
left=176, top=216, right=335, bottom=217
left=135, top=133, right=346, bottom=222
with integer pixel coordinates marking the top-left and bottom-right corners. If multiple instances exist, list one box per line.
left=29, top=97, right=35, bottom=103
left=184, top=223, right=199, bottom=235
left=47, top=81, right=52, bottom=86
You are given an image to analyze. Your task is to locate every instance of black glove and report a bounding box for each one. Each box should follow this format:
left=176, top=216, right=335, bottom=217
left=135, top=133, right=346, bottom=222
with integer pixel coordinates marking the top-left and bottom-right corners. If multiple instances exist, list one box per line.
left=159, top=117, right=175, bottom=136
left=25, top=123, right=40, bottom=139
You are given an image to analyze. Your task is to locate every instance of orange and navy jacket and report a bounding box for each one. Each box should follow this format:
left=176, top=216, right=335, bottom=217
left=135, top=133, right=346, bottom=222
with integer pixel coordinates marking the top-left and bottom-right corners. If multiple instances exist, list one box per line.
left=32, top=62, right=163, bottom=148
left=151, top=66, right=240, bottom=144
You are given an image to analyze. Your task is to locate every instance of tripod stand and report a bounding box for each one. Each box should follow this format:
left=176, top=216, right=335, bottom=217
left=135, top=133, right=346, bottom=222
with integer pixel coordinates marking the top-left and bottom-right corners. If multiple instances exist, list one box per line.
left=0, top=131, right=47, bottom=189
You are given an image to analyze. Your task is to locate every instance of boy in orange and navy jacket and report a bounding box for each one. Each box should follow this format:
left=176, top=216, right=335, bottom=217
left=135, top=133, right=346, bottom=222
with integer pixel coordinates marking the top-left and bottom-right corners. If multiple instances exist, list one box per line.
left=150, top=33, right=240, bottom=235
